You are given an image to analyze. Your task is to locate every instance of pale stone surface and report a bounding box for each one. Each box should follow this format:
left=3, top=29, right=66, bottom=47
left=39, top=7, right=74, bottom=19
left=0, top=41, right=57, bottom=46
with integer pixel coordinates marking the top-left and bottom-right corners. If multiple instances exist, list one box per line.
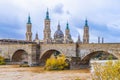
left=0, top=65, right=91, bottom=80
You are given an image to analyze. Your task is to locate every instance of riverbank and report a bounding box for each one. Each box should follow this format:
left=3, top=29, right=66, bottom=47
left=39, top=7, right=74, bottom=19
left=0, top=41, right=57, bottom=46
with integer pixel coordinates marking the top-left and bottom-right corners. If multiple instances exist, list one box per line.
left=0, top=65, right=91, bottom=80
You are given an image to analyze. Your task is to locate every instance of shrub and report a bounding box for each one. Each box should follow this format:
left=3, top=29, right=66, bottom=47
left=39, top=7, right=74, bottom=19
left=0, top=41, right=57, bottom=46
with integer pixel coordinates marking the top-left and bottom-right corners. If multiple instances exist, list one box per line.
left=0, top=56, right=5, bottom=65
left=92, top=60, right=120, bottom=80
left=45, top=54, right=69, bottom=70
left=108, top=54, right=113, bottom=60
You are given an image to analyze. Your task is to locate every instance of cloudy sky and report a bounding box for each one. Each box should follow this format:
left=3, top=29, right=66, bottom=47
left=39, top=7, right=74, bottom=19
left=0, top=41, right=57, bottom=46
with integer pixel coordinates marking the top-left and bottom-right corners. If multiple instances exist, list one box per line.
left=0, top=0, right=120, bottom=43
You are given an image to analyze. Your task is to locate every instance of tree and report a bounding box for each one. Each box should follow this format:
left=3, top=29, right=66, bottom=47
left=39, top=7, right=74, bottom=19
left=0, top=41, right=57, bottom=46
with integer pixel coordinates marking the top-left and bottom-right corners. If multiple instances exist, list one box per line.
left=92, top=60, right=120, bottom=80
left=45, top=54, right=69, bottom=70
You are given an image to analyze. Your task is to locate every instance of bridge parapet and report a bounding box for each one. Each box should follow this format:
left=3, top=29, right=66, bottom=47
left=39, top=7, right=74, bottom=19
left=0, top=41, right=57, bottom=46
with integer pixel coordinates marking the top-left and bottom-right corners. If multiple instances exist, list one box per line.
left=78, top=43, right=120, bottom=60
left=40, top=43, right=76, bottom=59
left=0, top=43, right=38, bottom=66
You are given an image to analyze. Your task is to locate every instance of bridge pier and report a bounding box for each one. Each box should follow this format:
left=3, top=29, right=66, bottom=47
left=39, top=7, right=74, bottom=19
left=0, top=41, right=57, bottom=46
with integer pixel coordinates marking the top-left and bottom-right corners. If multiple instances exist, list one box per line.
left=28, top=44, right=39, bottom=66
left=70, top=57, right=90, bottom=69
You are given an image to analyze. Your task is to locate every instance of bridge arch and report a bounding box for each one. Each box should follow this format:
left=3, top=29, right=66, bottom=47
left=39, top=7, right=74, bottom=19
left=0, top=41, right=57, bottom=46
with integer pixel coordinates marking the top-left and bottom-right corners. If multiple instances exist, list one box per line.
left=12, top=49, right=28, bottom=64
left=40, top=49, right=63, bottom=65
left=81, top=50, right=118, bottom=64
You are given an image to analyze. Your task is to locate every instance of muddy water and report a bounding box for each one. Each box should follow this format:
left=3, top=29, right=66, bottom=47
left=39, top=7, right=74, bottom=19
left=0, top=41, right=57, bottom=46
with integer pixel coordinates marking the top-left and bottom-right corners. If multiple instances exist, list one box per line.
left=0, top=65, right=91, bottom=80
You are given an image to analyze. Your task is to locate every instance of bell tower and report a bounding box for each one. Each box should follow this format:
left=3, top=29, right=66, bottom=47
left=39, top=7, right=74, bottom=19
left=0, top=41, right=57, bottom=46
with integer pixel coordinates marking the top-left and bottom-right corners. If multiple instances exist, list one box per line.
left=26, top=15, right=32, bottom=41
left=83, top=19, right=89, bottom=43
left=64, top=22, right=73, bottom=43
left=43, top=9, right=52, bottom=43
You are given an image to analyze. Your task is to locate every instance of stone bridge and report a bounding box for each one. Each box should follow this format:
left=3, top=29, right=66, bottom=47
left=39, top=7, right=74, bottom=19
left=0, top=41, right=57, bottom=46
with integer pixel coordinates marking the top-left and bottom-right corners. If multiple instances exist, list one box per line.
left=39, top=44, right=76, bottom=65
left=79, top=43, right=120, bottom=60
left=0, top=43, right=37, bottom=66
left=40, top=43, right=120, bottom=59
left=40, top=43, right=120, bottom=66
left=40, top=44, right=76, bottom=58
left=0, top=43, right=120, bottom=67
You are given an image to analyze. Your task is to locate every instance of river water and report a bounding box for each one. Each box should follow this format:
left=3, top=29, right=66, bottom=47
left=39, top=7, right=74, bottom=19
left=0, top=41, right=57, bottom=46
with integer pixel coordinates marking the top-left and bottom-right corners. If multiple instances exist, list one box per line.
left=0, top=65, right=91, bottom=80
left=0, top=60, right=118, bottom=80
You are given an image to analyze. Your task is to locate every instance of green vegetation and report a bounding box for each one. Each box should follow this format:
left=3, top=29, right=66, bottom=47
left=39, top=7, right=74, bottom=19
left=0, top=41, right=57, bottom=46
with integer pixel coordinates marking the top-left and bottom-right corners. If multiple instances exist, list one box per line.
left=92, top=53, right=117, bottom=60
left=20, top=61, right=29, bottom=67
left=44, top=54, right=69, bottom=70
left=0, top=56, right=5, bottom=65
left=20, top=64, right=29, bottom=67
left=108, top=54, right=113, bottom=60
left=92, top=60, right=120, bottom=80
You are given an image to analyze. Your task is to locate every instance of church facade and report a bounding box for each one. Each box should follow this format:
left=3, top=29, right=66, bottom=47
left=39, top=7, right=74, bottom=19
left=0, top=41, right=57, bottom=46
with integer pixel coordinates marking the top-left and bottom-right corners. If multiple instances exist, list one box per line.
left=26, top=9, right=89, bottom=44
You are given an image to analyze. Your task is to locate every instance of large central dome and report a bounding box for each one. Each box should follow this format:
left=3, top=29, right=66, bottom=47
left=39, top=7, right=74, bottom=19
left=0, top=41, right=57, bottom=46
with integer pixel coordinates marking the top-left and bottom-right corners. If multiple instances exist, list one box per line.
left=54, top=30, right=64, bottom=38
left=54, top=24, right=64, bottom=43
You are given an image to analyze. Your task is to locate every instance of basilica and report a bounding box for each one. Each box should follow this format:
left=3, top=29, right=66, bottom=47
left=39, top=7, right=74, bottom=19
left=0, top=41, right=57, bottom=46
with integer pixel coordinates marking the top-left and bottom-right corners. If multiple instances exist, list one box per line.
left=0, top=9, right=119, bottom=69
left=26, top=9, right=89, bottom=44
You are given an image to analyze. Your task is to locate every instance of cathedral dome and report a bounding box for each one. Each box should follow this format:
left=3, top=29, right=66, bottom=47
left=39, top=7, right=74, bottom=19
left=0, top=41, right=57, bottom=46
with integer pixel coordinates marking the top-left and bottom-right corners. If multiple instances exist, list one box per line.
left=54, top=30, right=64, bottom=38
left=54, top=24, right=64, bottom=43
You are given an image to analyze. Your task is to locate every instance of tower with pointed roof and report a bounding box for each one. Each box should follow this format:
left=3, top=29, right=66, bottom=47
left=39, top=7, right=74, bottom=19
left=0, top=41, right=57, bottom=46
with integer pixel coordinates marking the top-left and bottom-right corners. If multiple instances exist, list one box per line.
left=77, top=35, right=82, bottom=43
left=64, top=22, right=73, bottom=43
left=43, top=9, right=52, bottom=44
left=34, top=32, right=40, bottom=44
left=35, top=33, right=39, bottom=40
left=26, top=15, right=32, bottom=41
left=83, top=19, right=89, bottom=43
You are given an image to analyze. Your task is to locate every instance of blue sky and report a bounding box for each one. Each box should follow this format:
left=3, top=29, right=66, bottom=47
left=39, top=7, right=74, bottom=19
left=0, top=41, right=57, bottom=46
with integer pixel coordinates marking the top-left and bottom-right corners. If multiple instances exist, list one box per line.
left=0, top=0, right=120, bottom=43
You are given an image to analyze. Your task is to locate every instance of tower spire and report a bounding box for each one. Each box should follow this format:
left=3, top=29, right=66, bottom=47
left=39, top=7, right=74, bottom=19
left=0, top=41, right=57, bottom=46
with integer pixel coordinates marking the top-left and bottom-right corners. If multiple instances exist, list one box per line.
left=66, top=22, right=69, bottom=30
left=57, top=21, right=60, bottom=30
left=77, top=35, right=81, bottom=43
left=27, top=14, right=31, bottom=24
left=44, top=8, right=52, bottom=44
left=46, top=8, right=49, bottom=20
left=35, top=32, right=39, bottom=40
left=64, top=22, right=73, bottom=43
left=26, top=14, right=32, bottom=41
left=85, top=18, right=88, bottom=27
left=83, top=19, right=89, bottom=44
left=34, top=32, right=40, bottom=44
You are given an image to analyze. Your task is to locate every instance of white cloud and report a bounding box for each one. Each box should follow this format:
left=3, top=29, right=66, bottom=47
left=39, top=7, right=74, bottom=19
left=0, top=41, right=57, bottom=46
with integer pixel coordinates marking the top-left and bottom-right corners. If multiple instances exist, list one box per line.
left=107, top=19, right=120, bottom=30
